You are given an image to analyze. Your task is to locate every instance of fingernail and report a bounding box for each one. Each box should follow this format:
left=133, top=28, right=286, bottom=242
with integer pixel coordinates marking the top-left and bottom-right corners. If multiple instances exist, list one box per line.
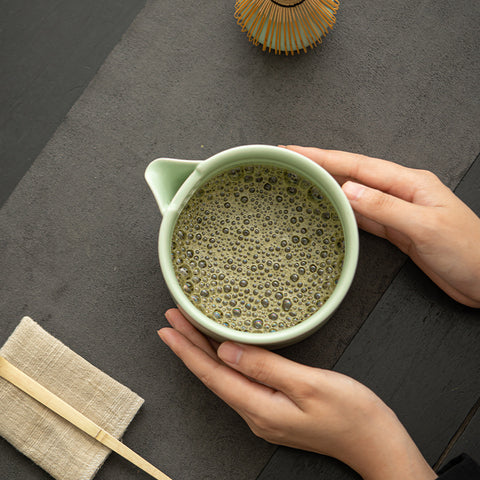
left=343, top=181, right=365, bottom=201
left=218, top=342, right=243, bottom=365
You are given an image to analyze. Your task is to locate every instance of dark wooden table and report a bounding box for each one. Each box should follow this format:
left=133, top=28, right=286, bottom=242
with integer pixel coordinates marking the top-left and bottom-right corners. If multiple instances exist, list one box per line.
left=1, top=1, right=479, bottom=479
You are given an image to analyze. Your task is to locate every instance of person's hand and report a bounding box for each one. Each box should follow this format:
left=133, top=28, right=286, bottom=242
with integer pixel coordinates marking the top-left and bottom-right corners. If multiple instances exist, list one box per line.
left=158, top=309, right=437, bottom=480
left=283, top=146, right=480, bottom=308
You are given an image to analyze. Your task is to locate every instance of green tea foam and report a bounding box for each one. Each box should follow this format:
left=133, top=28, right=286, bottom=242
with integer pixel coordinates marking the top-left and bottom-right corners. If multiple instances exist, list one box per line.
left=171, top=164, right=344, bottom=333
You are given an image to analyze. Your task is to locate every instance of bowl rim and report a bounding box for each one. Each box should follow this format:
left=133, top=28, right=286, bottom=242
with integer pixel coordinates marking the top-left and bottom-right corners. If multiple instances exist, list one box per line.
left=158, top=144, right=359, bottom=346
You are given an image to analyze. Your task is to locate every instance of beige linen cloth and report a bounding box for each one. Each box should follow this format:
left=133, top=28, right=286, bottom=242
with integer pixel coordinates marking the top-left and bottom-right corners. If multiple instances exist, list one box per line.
left=0, top=317, right=144, bottom=480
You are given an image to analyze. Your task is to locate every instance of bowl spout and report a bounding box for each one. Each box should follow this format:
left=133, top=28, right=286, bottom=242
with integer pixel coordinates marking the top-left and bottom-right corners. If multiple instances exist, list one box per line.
left=145, top=158, right=200, bottom=216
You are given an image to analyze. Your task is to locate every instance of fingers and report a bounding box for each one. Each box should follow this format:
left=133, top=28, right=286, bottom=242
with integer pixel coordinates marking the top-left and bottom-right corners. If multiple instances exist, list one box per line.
left=342, top=181, right=422, bottom=236
left=158, top=327, right=249, bottom=401
left=217, top=342, right=318, bottom=406
left=161, top=311, right=322, bottom=406
left=283, top=145, right=423, bottom=202
left=353, top=211, right=388, bottom=239
left=354, top=211, right=413, bottom=254
left=164, top=308, right=218, bottom=359
left=159, top=319, right=290, bottom=415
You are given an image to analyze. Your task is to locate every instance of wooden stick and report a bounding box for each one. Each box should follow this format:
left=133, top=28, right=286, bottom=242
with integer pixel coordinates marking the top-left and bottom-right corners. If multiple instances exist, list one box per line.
left=0, top=356, right=172, bottom=480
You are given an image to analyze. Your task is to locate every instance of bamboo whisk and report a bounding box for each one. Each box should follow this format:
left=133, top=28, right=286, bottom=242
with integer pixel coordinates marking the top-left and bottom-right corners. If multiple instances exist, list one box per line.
left=235, top=0, right=339, bottom=55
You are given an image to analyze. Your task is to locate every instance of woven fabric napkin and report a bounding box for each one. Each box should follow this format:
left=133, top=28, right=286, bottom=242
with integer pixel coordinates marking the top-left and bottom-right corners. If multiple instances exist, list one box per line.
left=0, top=317, right=144, bottom=480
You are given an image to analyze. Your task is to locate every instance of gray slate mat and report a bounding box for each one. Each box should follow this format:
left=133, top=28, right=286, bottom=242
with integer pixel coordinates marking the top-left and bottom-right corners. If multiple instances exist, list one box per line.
left=0, top=0, right=146, bottom=206
left=1, top=1, right=479, bottom=479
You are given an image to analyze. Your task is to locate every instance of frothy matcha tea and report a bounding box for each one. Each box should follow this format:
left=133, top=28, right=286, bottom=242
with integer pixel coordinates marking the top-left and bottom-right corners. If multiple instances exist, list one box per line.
left=171, top=165, right=344, bottom=333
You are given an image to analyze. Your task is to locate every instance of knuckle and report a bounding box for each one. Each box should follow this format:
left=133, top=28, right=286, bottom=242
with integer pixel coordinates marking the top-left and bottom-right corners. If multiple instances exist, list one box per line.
left=417, top=169, right=444, bottom=189
left=249, top=413, right=270, bottom=433
left=197, top=371, right=214, bottom=389
left=293, top=378, right=318, bottom=399
left=249, top=414, right=285, bottom=443
left=367, top=189, right=393, bottom=211
left=419, top=169, right=440, bottom=183
left=248, top=357, right=274, bottom=385
left=197, top=363, right=221, bottom=390
left=349, top=154, right=367, bottom=179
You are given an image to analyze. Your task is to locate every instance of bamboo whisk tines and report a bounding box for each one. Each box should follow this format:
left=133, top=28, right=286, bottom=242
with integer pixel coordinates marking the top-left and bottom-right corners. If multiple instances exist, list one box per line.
left=235, top=0, right=340, bottom=55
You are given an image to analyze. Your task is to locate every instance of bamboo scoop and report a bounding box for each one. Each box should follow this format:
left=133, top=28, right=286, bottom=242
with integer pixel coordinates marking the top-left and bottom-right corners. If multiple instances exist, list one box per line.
left=0, top=356, right=172, bottom=480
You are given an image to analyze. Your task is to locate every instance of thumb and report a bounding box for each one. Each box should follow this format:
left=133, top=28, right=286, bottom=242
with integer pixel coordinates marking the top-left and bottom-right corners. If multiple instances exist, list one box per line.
left=343, top=181, right=421, bottom=235
left=218, top=342, right=309, bottom=396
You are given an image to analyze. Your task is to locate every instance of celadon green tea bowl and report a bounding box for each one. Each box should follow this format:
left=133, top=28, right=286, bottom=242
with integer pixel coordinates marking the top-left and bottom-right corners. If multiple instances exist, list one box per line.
left=145, top=145, right=358, bottom=348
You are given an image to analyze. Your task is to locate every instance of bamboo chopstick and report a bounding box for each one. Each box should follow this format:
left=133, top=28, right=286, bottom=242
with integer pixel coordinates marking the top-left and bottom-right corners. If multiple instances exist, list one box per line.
left=0, top=356, right=172, bottom=480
